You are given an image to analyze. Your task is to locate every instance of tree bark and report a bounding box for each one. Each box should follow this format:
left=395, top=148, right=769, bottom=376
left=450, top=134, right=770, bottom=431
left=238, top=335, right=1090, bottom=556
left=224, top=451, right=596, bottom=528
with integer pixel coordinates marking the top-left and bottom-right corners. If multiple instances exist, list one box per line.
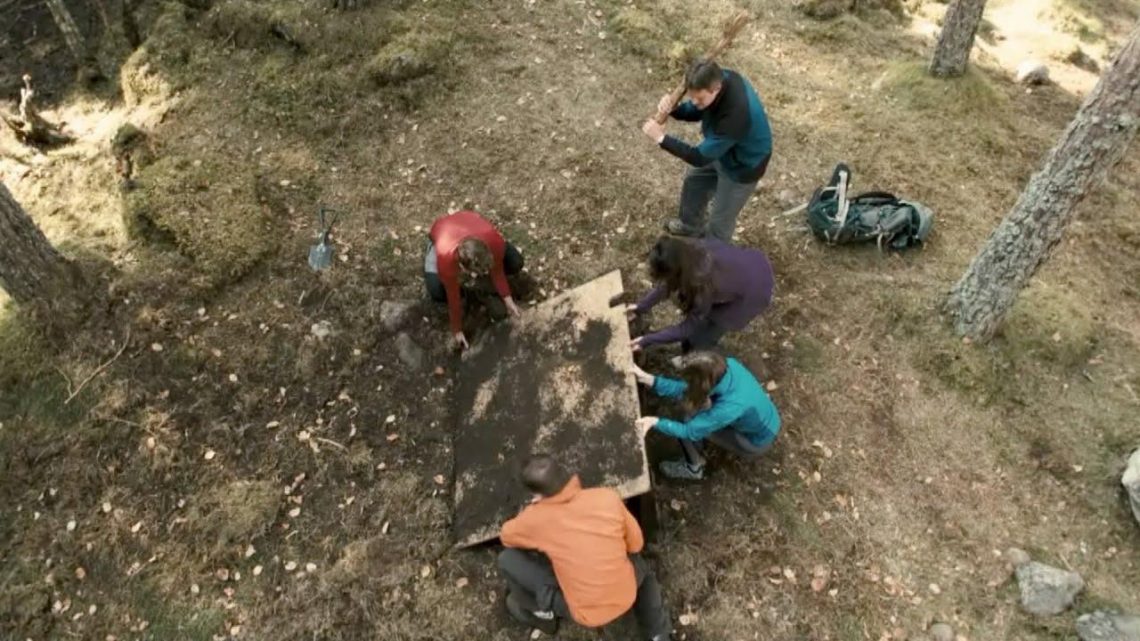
left=929, top=0, right=987, bottom=77
left=0, top=181, right=91, bottom=320
left=44, top=0, right=104, bottom=82
left=945, top=23, right=1140, bottom=340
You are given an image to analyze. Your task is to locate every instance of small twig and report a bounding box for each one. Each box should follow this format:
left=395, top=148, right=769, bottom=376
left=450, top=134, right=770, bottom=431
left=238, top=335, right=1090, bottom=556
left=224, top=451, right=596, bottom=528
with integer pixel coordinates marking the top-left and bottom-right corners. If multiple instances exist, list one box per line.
left=65, top=329, right=131, bottom=404
left=314, top=437, right=348, bottom=451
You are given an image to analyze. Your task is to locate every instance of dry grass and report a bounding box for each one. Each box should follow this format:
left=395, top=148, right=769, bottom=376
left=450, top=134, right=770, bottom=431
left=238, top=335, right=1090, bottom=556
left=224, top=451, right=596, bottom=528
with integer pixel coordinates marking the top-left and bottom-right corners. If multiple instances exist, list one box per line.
left=1, top=0, right=1139, bottom=640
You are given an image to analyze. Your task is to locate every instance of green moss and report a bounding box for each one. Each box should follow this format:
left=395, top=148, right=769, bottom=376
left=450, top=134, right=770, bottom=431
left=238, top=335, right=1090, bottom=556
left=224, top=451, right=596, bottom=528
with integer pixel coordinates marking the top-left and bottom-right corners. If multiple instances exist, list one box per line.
left=124, top=156, right=277, bottom=285
left=1002, top=283, right=1100, bottom=372
left=881, top=61, right=1007, bottom=118
left=367, top=29, right=451, bottom=86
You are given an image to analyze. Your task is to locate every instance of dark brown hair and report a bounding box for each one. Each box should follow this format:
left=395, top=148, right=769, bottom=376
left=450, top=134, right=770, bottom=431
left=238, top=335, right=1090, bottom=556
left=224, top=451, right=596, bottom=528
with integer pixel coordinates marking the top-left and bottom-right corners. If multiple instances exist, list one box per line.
left=685, top=59, right=723, bottom=91
left=678, top=351, right=728, bottom=413
left=520, top=454, right=571, bottom=497
left=647, top=236, right=713, bottom=314
left=457, top=237, right=493, bottom=275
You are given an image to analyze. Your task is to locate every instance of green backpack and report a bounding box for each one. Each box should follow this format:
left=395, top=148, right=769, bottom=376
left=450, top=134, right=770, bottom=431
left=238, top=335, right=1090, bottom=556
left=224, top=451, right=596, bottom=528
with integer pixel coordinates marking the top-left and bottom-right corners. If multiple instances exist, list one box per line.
left=807, top=163, right=933, bottom=250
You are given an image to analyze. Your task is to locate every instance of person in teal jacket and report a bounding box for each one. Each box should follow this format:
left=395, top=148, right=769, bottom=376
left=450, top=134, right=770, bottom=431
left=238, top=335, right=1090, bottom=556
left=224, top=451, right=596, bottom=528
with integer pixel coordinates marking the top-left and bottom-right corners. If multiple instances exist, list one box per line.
left=632, top=351, right=780, bottom=480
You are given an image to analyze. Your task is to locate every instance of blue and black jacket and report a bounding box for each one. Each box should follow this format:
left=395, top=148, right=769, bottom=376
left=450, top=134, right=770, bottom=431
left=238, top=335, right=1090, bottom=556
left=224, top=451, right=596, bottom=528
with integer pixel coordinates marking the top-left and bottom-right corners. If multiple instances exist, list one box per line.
left=661, top=69, right=773, bottom=183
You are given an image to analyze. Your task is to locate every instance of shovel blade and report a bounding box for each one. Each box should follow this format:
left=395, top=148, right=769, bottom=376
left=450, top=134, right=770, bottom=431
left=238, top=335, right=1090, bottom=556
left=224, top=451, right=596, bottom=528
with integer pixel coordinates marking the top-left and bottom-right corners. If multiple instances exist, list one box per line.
left=308, top=243, right=334, bottom=271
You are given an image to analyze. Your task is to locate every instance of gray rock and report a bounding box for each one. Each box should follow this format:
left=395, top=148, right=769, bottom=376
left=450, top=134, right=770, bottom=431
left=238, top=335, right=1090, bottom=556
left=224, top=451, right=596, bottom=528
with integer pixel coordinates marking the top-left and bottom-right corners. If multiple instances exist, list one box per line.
left=1077, top=611, right=1140, bottom=641
left=395, top=332, right=425, bottom=370
left=1016, top=60, right=1050, bottom=85
left=1005, top=547, right=1031, bottom=568
left=380, top=300, right=416, bottom=332
left=1124, top=448, right=1140, bottom=527
left=929, top=622, right=954, bottom=641
left=1015, top=561, right=1084, bottom=616
left=310, top=320, right=334, bottom=340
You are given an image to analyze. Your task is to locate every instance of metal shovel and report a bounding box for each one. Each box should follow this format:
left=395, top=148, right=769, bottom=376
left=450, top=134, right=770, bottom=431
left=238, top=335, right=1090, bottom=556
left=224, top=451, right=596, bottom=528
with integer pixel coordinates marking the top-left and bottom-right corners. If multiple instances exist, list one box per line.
left=308, top=206, right=341, bottom=272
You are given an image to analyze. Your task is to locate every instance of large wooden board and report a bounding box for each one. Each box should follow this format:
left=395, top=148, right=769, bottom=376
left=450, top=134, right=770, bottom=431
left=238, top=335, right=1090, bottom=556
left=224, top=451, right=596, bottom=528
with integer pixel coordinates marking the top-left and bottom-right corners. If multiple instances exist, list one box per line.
left=451, top=270, right=649, bottom=548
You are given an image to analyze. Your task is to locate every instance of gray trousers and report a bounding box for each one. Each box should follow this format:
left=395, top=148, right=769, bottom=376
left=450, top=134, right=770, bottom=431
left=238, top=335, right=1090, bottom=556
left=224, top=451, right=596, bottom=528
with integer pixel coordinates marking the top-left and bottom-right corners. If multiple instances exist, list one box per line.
left=679, top=161, right=762, bottom=241
left=497, top=549, right=670, bottom=639
left=680, top=427, right=774, bottom=465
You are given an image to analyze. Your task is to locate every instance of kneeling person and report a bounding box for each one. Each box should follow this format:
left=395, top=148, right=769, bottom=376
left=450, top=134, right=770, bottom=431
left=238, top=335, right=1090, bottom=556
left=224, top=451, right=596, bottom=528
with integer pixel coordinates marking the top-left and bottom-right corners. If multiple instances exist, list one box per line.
left=633, top=351, right=780, bottom=480
left=424, top=210, right=523, bottom=349
left=498, top=455, right=671, bottom=641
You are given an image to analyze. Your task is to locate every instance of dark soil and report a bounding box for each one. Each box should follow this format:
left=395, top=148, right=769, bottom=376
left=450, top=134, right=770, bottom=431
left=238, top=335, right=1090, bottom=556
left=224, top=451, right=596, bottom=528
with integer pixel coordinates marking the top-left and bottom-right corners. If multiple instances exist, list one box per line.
left=452, top=315, right=644, bottom=545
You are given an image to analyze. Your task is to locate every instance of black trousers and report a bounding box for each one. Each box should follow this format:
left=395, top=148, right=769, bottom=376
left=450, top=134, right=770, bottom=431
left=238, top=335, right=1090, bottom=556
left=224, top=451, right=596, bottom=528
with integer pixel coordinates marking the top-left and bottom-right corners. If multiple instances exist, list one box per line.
left=497, top=548, right=670, bottom=639
left=423, top=242, right=525, bottom=302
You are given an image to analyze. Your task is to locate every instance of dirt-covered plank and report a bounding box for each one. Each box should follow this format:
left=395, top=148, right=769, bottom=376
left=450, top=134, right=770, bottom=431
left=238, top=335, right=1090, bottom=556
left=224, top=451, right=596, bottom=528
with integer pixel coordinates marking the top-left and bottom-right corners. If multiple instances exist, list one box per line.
left=452, top=270, right=649, bottom=548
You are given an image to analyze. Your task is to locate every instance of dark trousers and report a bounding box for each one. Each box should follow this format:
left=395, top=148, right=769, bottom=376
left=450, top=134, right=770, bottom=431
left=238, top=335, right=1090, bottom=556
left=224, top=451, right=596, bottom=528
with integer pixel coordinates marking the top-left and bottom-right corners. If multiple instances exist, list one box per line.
left=497, top=549, right=670, bottom=639
left=679, top=157, right=769, bottom=242
left=680, top=318, right=728, bottom=353
left=423, top=242, right=525, bottom=302
left=680, top=427, right=774, bottom=465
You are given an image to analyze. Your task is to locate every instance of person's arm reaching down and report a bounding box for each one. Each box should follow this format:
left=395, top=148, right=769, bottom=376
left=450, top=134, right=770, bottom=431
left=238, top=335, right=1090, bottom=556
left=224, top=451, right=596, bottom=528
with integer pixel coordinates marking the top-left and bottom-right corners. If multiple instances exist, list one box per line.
left=654, top=399, right=747, bottom=442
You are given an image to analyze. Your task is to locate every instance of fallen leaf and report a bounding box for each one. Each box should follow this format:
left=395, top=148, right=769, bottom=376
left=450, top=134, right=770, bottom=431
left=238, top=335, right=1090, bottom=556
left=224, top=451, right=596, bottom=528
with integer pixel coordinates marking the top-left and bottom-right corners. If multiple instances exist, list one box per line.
left=784, top=567, right=797, bottom=581
left=228, top=373, right=238, bottom=383
left=420, top=565, right=431, bottom=578
left=381, top=521, right=390, bottom=534
left=456, top=577, right=469, bottom=588
left=766, top=380, right=778, bottom=391
left=266, top=421, right=280, bottom=429
left=75, top=567, right=86, bottom=580
left=244, top=545, right=256, bottom=558
left=305, top=562, right=317, bottom=573
left=130, top=521, right=142, bottom=533
left=433, top=366, right=445, bottom=376
left=669, top=499, right=684, bottom=511
left=386, top=433, right=399, bottom=442
left=204, top=449, right=216, bottom=460
left=252, top=565, right=263, bottom=576
left=67, top=520, right=77, bottom=532
left=433, top=474, right=446, bottom=485
left=288, top=507, right=301, bottom=518
left=284, top=561, right=297, bottom=572
left=385, top=415, right=396, bottom=424
left=190, top=583, right=200, bottom=595
left=150, top=343, right=163, bottom=352
left=928, top=583, right=941, bottom=595
left=679, top=612, right=699, bottom=626
left=215, top=568, right=230, bottom=581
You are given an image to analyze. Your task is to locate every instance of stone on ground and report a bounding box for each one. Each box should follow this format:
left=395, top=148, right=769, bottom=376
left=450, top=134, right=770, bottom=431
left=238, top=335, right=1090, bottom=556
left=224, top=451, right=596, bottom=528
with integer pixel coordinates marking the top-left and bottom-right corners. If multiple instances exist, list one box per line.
left=1077, top=611, right=1140, bottom=641
left=395, top=332, right=425, bottom=370
left=1123, top=448, right=1140, bottom=527
left=1005, top=547, right=1031, bottom=568
left=380, top=300, right=416, bottom=332
left=928, top=622, right=954, bottom=641
left=1016, top=60, right=1050, bottom=85
left=1015, top=561, right=1084, bottom=616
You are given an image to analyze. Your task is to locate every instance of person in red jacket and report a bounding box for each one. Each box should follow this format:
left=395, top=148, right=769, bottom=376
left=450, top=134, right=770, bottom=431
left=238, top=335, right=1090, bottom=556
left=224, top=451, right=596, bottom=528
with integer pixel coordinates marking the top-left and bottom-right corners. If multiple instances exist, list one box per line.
left=424, top=210, right=523, bottom=349
left=498, top=455, right=671, bottom=640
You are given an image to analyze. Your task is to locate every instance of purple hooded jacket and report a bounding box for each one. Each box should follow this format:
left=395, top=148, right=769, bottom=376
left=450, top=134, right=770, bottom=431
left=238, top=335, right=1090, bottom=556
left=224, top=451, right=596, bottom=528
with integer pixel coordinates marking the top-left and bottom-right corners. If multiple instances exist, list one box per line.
left=635, top=239, right=774, bottom=347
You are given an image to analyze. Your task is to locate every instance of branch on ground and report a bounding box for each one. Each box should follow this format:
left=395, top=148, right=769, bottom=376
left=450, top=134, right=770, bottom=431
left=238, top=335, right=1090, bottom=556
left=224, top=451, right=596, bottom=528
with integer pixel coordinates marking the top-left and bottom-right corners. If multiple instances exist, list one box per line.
left=0, top=75, right=75, bottom=148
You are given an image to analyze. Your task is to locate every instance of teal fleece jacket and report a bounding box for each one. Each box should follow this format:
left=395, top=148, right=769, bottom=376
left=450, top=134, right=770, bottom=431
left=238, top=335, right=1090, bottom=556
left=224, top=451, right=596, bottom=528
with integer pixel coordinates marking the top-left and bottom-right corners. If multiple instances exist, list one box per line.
left=651, top=357, right=781, bottom=446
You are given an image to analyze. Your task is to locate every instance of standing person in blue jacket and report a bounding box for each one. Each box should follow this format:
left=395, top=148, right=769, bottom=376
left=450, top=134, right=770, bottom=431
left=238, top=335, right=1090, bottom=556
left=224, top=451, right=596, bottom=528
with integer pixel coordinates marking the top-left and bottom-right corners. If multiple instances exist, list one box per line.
left=641, top=59, right=774, bottom=242
left=631, top=352, right=780, bottom=481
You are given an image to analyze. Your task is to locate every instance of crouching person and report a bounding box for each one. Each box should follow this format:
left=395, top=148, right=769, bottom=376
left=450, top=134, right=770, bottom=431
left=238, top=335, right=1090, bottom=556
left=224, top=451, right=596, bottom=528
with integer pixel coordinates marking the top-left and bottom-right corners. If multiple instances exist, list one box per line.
left=633, top=351, right=780, bottom=480
left=498, top=455, right=671, bottom=641
left=424, top=210, right=524, bottom=350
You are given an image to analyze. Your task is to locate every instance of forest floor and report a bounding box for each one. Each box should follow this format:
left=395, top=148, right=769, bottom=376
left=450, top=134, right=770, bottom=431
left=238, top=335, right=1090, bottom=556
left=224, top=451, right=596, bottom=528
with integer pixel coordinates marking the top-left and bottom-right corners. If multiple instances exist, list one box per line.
left=2, top=0, right=1140, bottom=640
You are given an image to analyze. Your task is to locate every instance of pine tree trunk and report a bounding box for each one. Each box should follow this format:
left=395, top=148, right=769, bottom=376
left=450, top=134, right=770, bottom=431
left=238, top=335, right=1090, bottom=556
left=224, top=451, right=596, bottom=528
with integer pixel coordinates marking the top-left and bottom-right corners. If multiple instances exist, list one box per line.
left=44, top=0, right=104, bottom=82
left=945, top=24, right=1140, bottom=340
left=929, top=0, right=987, bottom=77
left=0, top=182, right=91, bottom=319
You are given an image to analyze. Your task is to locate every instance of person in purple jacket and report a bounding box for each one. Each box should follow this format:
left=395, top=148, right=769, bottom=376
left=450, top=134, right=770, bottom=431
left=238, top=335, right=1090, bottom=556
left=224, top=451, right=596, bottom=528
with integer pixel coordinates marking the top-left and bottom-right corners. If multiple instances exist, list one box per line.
left=626, top=236, right=774, bottom=353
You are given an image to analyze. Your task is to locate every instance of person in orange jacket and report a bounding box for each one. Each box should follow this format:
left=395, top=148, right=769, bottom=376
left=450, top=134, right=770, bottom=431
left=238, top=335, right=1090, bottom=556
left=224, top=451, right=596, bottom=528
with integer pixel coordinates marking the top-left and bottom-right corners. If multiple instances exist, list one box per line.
left=424, top=210, right=524, bottom=349
left=498, top=455, right=671, bottom=640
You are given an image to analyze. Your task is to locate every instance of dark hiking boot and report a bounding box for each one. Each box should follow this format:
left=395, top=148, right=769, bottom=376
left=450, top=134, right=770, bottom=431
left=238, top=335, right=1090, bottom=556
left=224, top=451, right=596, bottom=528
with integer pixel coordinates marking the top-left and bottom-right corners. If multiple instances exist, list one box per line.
left=505, top=592, right=559, bottom=635
left=664, top=218, right=701, bottom=237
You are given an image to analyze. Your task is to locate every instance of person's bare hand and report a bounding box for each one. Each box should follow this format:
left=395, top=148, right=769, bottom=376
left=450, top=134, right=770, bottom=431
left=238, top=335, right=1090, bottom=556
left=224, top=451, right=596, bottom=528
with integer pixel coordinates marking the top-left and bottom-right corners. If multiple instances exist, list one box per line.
left=641, top=119, right=665, bottom=144
left=657, top=93, right=675, bottom=116
left=504, top=297, right=522, bottom=318
left=623, top=303, right=638, bottom=322
left=630, top=363, right=654, bottom=386
left=453, top=332, right=469, bottom=351
left=635, top=416, right=659, bottom=437
left=629, top=336, right=644, bottom=353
